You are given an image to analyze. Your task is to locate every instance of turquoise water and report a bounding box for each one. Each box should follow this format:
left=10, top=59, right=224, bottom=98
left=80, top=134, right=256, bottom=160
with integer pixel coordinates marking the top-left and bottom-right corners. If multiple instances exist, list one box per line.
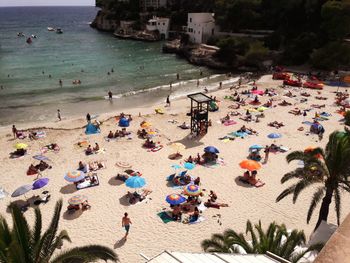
left=0, top=6, right=218, bottom=125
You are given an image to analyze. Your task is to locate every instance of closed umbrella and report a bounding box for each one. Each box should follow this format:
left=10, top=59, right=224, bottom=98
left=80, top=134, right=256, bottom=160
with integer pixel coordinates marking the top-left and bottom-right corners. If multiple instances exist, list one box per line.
left=239, top=160, right=262, bottom=171
left=166, top=194, right=186, bottom=205
left=68, top=195, right=88, bottom=205
left=14, top=143, right=28, bottom=150
left=268, top=133, right=282, bottom=139
left=183, top=184, right=201, bottom=196
left=33, top=178, right=49, bottom=190
left=12, top=184, right=32, bottom=197
left=125, top=176, right=146, bottom=188
left=64, top=171, right=85, bottom=183
left=204, top=146, right=219, bottom=154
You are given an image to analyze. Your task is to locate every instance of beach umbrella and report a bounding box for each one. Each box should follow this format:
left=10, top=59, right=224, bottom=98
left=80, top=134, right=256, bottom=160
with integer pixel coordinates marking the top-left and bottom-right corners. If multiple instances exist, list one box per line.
left=171, top=164, right=181, bottom=170
left=247, top=108, right=258, bottom=113
left=166, top=194, right=186, bottom=205
left=32, top=178, right=49, bottom=190
left=140, top=122, right=152, bottom=128
left=116, top=161, right=132, bottom=169
left=64, top=170, right=85, bottom=183
left=0, top=188, right=9, bottom=200
left=204, top=146, right=219, bottom=154
left=239, top=160, right=262, bottom=171
left=257, top=106, right=268, bottom=112
left=68, top=195, right=88, bottom=205
left=11, top=184, right=32, bottom=197
left=33, top=155, right=50, bottom=161
left=170, top=142, right=185, bottom=153
left=249, top=144, right=264, bottom=151
left=125, top=176, right=146, bottom=188
left=268, top=133, right=282, bottom=139
left=183, top=162, right=195, bottom=170
left=14, top=143, right=28, bottom=150
left=183, top=184, right=201, bottom=196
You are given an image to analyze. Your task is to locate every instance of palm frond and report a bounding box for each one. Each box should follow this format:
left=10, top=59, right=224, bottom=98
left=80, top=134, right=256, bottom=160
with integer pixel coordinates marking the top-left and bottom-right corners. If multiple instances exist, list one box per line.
left=31, top=208, right=42, bottom=245
left=281, top=169, right=305, bottom=184
left=292, top=179, right=316, bottom=203
left=307, top=187, right=325, bottom=223
left=245, top=220, right=258, bottom=248
left=50, top=245, right=118, bottom=263
left=224, top=229, right=254, bottom=253
left=276, top=185, right=296, bottom=202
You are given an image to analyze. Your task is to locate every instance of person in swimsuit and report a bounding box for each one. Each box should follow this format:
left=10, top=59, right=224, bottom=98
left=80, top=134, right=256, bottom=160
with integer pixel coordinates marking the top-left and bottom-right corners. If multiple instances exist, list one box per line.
left=122, top=212, right=132, bottom=240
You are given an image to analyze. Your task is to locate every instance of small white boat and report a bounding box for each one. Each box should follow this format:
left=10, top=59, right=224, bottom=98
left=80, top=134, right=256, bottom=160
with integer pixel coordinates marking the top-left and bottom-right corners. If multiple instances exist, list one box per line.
left=31, top=34, right=37, bottom=38
left=47, top=27, right=55, bottom=31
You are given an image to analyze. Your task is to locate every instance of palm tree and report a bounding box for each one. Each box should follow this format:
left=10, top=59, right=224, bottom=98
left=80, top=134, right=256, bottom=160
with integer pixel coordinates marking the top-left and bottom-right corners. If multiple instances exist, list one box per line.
left=201, top=220, right=322, bottom=263
left=276, top=130, right=350, bottom=230
left=0, top=199, right=118, bottom=263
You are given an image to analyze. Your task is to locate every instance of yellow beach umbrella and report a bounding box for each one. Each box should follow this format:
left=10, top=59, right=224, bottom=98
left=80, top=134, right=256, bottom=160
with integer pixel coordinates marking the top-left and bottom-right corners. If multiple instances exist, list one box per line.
left=247, top=108, right=258, bottom=113
left=170, top=142, right=185, bottom=153
left=257, top=106, right=268, bottom=112
left=14, top=143, right=28, bottom=150
left=141, top=122, right=152, bottom=129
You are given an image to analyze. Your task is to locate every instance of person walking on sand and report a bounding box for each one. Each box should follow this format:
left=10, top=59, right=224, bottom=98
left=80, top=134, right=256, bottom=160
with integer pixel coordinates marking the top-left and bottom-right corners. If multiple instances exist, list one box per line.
left=57, top=109, right=61, bottom=121
left=59, top=79, right=62, bottom=87
left=263, top=145, right=270, bottom=164
left=12, top=125, right=17, bottom=139
left=122, top=212, right=132, bottom=240
left=86, top=113, right=91, bottom=122
left=176, top=73, right=179, bottom=80
left=108, top=90, right=113, bottom=100
left=166, top=95, right=170, bottom=107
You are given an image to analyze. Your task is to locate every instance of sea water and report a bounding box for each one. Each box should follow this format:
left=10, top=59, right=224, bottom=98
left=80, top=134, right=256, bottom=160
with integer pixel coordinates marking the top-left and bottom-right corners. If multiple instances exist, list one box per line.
left=0, top=6, right=227, bottom=125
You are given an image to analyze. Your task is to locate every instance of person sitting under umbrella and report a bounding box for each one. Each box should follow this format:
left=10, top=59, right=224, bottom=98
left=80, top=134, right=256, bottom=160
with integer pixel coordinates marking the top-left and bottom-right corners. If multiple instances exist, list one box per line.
left=172, top=205, right=182, bottom=221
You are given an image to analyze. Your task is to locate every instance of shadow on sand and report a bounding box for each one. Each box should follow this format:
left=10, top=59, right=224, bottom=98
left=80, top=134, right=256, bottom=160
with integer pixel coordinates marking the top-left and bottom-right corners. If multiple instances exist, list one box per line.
left=234, top=176, right=253, bottom=188
left=63, top=209, right=83, bottom=220
left=60, top=184, right=77, bottom=194
left=108, top=177, right=124, bottom=186
left=114, top=238, right=126, bottom=249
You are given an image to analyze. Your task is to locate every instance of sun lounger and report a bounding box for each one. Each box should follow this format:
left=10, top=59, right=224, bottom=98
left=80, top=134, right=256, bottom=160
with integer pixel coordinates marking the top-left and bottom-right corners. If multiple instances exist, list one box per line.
left=76, top=175, right=99, bottom=190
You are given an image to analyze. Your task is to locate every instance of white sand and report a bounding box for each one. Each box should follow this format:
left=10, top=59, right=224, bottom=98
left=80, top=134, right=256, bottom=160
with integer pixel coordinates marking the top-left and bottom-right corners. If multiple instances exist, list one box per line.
left=0, top=74, right=349, bottom=262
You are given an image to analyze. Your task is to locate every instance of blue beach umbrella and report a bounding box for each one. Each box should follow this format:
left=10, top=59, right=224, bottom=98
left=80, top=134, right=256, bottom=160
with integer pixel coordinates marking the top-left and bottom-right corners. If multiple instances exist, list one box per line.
left=249, top=144, right=264, bottom=150
left=183, top=162, right=195, bottom=170
left=125, top=176, right=146, bottom=189
left=268, top=133, right=282, bottom=139
left=204, top=146, right=219, bottom=154
left=166, top=194, right=186, bottom=205
left=33, top=178, right=49, bottom=190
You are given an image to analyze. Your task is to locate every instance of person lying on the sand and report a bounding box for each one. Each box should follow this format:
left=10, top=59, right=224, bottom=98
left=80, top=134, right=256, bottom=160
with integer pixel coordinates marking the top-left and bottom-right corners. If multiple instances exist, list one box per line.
left=311, top=104, right=326, bottom=109
left=89, top=161, right=105, bottom=171
left=279, top=100, right=292, bottom=106
left=35, top=160, right=51, bottom=171
left=121, top=128, right=130, bottom=136
left=268, top=121, right=285, bottom=129
left=228, top=111, right=241, bottom=116
left=289, top=108, right=302, bottom=115
left=221, top=114, right=230, bottom=123
left=315, top=96, right=327, bottom=100
left=238, top=125, right=247, bottom=133
left=263, top=99, right=273, bottom=107
left=204, top=199, right=229, bottom=209
left=301, top=92, right=310, bottom=97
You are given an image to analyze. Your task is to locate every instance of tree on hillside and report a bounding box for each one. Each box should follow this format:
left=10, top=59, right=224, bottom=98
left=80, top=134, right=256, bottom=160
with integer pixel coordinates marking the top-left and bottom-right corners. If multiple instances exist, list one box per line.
left=276, top=130, right=350, bottom=231
left=0, top=199, right=118, bottom=262
left=201, top=220, right=323, bottom=263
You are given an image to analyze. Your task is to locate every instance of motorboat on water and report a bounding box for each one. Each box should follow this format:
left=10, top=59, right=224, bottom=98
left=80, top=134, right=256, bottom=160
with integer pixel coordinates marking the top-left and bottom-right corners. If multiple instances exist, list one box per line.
left=47, top=27, right=55, bottom=31
left=56, top=28, right=63, bottom=34
left=31, top=34, right=37, bottom=38
left=17, top=32, right=25, bottom=37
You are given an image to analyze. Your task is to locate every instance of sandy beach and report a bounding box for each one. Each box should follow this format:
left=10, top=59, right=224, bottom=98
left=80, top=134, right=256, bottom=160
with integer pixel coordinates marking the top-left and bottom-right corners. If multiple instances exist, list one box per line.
left=0, top=74, right=349, bottom=262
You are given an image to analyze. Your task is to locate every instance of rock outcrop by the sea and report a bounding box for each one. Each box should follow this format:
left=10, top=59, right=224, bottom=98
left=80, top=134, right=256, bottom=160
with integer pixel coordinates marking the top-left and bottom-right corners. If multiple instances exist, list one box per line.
left=163, top=40, right=230, bottom=70
left=90, top=10, right=118, bottom=32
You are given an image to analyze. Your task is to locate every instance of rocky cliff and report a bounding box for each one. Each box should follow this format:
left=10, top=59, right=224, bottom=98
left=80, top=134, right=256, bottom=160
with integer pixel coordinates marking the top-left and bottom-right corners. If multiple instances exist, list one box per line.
left=90, top=9, right=118, bottom=32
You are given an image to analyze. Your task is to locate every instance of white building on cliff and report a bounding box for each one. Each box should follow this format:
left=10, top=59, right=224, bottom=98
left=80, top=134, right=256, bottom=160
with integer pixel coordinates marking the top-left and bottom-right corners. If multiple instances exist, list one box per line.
left=187, top=13, right=215, bottom=44
left=146, top=16, right=170, bottom=39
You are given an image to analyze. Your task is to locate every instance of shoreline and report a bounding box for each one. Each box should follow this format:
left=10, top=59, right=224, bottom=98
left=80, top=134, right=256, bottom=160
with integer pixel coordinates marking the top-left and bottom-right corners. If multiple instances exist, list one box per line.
left=0, top=73, right=243, bottom=133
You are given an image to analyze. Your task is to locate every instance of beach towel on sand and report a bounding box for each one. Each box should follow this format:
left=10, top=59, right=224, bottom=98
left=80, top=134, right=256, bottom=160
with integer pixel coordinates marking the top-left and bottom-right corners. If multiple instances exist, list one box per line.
left=189, top=216, right=206, bottom=224
left=157, top=211, right=175, bottom=223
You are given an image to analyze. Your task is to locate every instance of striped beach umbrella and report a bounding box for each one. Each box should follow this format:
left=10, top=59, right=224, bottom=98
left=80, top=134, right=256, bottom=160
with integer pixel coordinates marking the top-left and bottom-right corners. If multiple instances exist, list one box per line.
left=64, top=171, right=85, bottom=183
left=68, top=195, right=88, bottom=205
left=183, top=184, right=201, bottom=196
left=166, top=194, right=186, bottom=205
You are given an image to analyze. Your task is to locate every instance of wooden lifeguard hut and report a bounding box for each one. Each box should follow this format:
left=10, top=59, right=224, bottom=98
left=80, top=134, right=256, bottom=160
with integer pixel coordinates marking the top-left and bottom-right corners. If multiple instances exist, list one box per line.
left=187, top=92, right=212, bottom=136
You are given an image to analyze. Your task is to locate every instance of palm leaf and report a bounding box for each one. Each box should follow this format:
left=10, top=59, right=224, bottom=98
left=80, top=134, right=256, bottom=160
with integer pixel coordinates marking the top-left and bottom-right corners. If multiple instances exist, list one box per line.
left=281, top=169, right=305, bottom=184
left=276, top=185, right=296, bottom=202
left=292, top=178, right=316, bottom=203
left=50, top=245, right=118, bottom=263
left=307, top=186, right=325, bottom=223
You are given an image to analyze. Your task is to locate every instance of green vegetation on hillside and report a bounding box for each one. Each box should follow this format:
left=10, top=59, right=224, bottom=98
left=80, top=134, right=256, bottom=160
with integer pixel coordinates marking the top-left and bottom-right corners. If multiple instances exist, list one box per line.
left=97, top=0, right=350, bottom=70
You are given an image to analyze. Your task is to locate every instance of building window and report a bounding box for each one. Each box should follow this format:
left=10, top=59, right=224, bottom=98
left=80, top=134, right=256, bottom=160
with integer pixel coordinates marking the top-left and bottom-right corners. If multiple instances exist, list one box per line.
left=163, top=23, right=165, bottom=25
left=189, top=18, right=192, bottom=23
left=158, top=22, right=160, bottom=25
left=198, top=31, right=200, bottom=34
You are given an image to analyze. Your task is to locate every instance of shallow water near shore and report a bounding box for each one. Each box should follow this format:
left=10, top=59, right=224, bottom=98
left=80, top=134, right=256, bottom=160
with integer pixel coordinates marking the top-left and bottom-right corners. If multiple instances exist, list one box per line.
left=0, top=6, right=221, bottom=125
